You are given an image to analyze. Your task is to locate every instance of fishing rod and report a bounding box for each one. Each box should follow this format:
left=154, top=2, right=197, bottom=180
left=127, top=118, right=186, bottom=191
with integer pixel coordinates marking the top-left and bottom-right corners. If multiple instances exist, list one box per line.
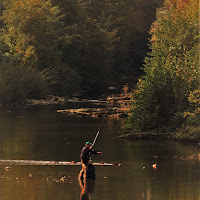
left=92, top=58, right=134, bottom=146
left=92, top=117, right=105, bottom=146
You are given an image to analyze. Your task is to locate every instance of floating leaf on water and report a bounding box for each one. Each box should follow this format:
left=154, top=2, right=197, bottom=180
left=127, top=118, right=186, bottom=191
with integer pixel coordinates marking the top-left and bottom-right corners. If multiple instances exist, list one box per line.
left=152, top=164, right=157, bottom=169
left=5, top=166, right=11, bottom=171
left=60, top=176, right=66, bottom=183
left=152, top=156, right=158, bottom=159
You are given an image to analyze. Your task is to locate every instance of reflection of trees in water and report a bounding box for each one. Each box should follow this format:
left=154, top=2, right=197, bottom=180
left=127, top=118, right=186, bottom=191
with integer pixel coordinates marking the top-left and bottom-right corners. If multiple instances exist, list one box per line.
left=106, top=116, right=125, bottom=132
left=78, top=178, right=95, bottom=200
left=173, top=142, right=199, bottom=158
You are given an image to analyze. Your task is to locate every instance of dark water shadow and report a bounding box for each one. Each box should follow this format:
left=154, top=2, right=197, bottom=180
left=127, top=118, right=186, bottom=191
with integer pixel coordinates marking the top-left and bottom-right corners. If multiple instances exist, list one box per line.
left=78, top=178, right=95, bottom=200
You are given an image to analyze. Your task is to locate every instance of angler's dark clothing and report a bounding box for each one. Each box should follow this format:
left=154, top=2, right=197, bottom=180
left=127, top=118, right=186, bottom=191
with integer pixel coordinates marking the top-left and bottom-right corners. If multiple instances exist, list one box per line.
left=80, top=147, right=98, bottom=164
left=79, top=146, right=98, bottom=180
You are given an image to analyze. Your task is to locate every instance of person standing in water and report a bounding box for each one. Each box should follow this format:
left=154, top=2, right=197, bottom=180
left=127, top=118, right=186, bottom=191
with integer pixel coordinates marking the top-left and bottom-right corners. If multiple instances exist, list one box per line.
left=79, top=141, right=102, bottom=179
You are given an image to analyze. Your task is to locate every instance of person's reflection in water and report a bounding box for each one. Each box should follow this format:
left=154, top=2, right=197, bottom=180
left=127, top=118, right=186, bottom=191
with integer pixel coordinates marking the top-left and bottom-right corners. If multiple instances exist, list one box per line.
left=78, top=177, right=95, bottom=200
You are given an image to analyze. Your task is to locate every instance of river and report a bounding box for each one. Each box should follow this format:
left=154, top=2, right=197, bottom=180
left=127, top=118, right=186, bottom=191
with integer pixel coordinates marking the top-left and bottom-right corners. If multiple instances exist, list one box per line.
left=0, top=105, right=199, bottom=200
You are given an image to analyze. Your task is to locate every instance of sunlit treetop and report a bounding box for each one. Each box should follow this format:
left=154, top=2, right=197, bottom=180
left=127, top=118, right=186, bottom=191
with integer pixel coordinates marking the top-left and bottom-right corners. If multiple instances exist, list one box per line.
left=1, top=0, right=63, bottom=65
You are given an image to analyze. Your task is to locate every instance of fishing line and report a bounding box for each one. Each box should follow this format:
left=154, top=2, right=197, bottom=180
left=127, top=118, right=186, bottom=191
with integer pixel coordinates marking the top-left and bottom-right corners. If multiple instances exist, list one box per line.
left=92, top=58, right=135, bottom=146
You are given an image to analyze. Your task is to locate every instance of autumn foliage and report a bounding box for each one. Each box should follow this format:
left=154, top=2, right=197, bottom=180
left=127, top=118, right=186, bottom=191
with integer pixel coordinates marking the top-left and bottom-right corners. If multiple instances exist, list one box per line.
left=1, top=0, right=63, bottom=65
left=126, top=0, right=200, bottom=135
left=0, top=0, right=163, bottom=99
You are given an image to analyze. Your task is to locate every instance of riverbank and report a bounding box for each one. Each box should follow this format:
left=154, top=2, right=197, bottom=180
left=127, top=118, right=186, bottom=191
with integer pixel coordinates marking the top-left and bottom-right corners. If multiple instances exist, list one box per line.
left=115, top=130, right=200, bottom=143
left=57, top=107, right=129, bottom=118
left=115, top=132, right=174, bottom=140
left=25, top=95, right=66, bottom=106
left=25, top=95, right=131, bottom=119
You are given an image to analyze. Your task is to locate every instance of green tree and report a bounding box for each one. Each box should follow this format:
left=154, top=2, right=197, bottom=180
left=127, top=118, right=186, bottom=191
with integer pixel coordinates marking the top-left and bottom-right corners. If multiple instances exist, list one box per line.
left=0, top=0, right=81, bottom=97
left=60, top=0, right=120, bottom=96
left=42, top=64, right=81, bottom=97
left=1, top=0, right=65, bottom=68
left=52, top=0, right=163, bottom=96
left=127, top=0, right=200, bottom=132
left=184, top=88, right=200, bottom=126
left=0, top=0, right=166, bottom=98
left=0, top=62, right=48, bottom=105
left=111, top=0, right=164, bottom=79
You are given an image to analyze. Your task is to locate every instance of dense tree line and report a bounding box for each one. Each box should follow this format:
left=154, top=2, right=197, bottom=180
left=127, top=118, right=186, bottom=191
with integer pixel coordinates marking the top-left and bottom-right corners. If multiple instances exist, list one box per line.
left=0, top=0, right=163, bottom=104
left=126, top=0, right=200, bottom=139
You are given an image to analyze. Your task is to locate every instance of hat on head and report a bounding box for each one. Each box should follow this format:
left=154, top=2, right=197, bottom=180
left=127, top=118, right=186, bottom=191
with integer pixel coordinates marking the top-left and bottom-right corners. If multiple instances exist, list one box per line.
left=85, top=141, right=92, bottom=146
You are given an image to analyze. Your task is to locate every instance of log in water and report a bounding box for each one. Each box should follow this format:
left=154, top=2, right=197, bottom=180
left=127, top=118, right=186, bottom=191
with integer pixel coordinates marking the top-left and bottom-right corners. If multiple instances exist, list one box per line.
left=0, top=160, right=121, bottom=166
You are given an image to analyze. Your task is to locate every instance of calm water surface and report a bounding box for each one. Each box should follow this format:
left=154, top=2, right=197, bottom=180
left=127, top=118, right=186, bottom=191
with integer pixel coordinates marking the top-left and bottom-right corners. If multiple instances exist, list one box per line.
left=0, top=106, right=199, bottom=200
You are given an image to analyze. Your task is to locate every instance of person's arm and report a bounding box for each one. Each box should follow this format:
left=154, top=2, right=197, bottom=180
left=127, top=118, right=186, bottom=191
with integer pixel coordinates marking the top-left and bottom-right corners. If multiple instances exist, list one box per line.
left=89, top=146, right=102, bottom=154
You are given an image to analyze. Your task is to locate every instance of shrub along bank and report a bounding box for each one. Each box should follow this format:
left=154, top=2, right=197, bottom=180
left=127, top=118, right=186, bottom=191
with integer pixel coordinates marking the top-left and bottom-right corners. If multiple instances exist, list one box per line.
left=0, top=62, right=48, bottom=106
left=125, top=0, right=200, bottom=141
